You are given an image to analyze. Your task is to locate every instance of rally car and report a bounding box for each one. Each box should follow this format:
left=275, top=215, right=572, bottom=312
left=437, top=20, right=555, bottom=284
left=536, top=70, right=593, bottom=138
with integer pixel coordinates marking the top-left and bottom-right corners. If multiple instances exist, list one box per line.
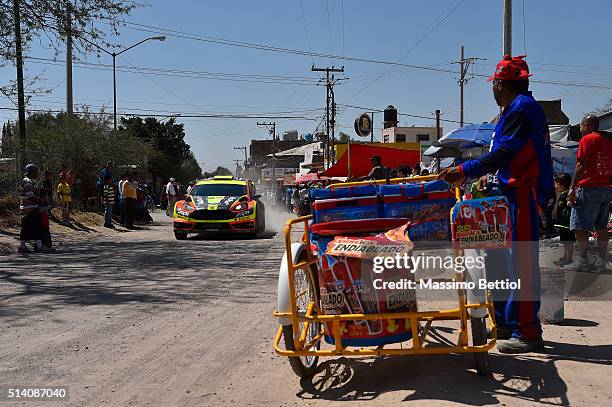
left=172, top=176, right=265, bottom=239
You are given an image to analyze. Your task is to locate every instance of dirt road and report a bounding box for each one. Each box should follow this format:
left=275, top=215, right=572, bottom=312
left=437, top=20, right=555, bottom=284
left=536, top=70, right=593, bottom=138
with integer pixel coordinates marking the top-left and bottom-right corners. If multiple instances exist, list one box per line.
left=1, top=212, right=611, bottom=406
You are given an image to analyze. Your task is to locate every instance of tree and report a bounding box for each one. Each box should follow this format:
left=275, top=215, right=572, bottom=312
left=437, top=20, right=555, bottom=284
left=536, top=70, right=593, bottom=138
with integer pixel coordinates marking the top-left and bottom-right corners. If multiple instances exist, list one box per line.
left=203, top=166, right=232, bottom=178
left=593, top=98, right=612, bottom=116
left=118, top=116, right=201, bottom=183
left=1, top=0, right=140, bottom=99
left=18, top=109, right=152, bottom=198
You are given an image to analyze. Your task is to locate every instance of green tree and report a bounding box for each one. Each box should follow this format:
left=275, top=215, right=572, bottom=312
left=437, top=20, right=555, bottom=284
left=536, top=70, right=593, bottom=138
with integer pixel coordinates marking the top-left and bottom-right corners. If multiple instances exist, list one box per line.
left=1, top=0, right=140, bottom=98
left=19, top=110, right=151, bottom=198
left=119, top=116, right=201, bottom=183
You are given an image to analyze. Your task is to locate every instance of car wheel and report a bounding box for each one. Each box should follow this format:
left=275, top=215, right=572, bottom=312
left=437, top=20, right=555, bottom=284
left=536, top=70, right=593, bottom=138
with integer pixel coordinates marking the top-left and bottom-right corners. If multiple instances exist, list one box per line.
left=174, top=231, right=188, bottom=240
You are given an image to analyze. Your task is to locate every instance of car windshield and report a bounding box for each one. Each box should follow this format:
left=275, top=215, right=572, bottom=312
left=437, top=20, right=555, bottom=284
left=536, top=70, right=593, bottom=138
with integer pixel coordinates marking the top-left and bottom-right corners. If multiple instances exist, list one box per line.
left=190, top=183, right=246, bottom=197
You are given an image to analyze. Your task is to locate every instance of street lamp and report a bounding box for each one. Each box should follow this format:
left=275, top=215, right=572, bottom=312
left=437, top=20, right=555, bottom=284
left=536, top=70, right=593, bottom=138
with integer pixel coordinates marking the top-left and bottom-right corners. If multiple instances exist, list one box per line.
left=81, top=36, right=166, bottom=129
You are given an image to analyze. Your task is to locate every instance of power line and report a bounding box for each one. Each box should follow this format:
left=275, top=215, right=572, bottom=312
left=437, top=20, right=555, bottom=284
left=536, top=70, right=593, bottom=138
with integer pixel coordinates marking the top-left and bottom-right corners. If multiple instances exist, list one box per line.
left=0, top=105, right=319, bottom=120
left=112, top=20, right=612, bottom=89
left=342, top=0, right=466, bottom=102
left=24, top=56, right=322, bottom=85
left=298, top=0, right=314, bottom=65
left=325, top=0, right=333, bottom=65
left=339, top=104, right=473, bottom=125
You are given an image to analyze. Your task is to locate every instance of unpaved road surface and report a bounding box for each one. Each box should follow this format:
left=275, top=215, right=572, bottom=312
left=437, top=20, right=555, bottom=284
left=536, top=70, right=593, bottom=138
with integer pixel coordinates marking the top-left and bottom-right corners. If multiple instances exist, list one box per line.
left=1, top=212, right=611, bottom=406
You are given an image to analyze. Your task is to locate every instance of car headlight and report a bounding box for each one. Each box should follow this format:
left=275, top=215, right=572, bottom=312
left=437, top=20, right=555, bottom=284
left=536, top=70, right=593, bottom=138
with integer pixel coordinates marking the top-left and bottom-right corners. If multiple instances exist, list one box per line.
left=233, top=202, right=248, bottom=211
left=176, top=204, right=193, bottom=217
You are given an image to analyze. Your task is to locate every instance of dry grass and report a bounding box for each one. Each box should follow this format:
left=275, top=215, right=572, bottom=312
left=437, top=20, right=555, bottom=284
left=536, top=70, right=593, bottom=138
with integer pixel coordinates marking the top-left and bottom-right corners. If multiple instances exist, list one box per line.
left=0, top=195, right=20, bottom=227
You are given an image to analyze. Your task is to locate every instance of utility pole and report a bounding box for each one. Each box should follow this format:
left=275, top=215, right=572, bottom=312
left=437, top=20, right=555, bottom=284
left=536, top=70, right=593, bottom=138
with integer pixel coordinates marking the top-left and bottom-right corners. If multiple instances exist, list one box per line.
left=311, top=65, right=344, bottom=168
left=435, top=109, right=441, bottom=174
left=66, top=4, right=73, bottom=117
left=233, top=146, right=247, bottom=164
left=12, top=0, right=26, bottom=165
left=503, top=0, right=512, bottom=55
left=257, top=121, right=277, bottom=196
left=455, top=46, right=482, bottom=127
left=233, top=159, right=242, bottom=177
left=370, top=111, right=375, bottom=142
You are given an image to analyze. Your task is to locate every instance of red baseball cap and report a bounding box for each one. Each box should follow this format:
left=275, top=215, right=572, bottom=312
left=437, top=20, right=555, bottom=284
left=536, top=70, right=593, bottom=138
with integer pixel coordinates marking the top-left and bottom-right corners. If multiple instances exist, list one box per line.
left=487, top=54, right=532, bottom=82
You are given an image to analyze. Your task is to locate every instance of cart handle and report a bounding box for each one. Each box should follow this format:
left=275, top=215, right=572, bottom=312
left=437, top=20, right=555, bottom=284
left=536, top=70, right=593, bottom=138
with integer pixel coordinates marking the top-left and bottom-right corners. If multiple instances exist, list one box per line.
left=328, top=174, right=439, bottom=189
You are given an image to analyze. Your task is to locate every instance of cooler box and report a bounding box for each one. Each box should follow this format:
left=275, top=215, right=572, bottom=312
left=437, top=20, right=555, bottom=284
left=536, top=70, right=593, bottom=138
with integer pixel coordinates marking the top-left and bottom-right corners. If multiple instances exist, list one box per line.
left=312, top=196, right=381, bottom=223
left=380, top=181, right=455, bottom=241
left=311, top=223, right=416, bottom=347
left=310, top=185, right=378, bottom=201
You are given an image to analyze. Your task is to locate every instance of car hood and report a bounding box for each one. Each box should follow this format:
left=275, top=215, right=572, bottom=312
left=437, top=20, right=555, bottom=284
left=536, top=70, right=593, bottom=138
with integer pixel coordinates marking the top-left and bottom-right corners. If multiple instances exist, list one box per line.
left=190, top=195, right=245, bottom=210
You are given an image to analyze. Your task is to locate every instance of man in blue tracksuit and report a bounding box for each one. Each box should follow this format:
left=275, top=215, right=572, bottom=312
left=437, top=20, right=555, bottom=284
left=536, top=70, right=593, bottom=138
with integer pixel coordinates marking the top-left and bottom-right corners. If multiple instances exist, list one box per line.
left=440, top=55, right=553, bottom=353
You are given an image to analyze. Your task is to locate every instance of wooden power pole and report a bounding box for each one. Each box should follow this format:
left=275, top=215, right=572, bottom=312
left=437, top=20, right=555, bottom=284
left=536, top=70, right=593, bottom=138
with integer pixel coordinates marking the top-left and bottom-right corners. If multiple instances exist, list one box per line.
left=12, top=0, right=27, bottom=164
left=311, top=65, right=344, bottom=168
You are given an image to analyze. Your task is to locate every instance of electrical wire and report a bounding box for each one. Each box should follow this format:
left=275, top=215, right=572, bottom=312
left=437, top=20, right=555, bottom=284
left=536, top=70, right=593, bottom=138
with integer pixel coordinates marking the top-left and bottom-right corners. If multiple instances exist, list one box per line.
left=325, top=0, right=334, bottom=65
left=112, top=20, right=612, bottom=90
left=342, top=0, right=466, bottom=102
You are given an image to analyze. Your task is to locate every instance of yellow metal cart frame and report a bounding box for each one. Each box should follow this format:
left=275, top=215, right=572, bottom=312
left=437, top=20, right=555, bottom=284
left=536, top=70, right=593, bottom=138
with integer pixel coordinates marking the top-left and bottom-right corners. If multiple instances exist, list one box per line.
left=273, top=176, right=497, bottom=376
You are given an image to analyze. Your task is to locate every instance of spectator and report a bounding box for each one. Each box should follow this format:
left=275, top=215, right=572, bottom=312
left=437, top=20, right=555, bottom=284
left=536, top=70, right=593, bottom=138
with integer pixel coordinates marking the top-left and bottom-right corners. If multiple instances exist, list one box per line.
left=397, top=166, right=411, bottom=178
left=18, top=164, right=46, bottom=254
left=568, top=114, right=611, bottom=273
left=123, top=173, right=137, bottom=229
left=38, top=187, right=54, bottom=252
left=420, top=169, right=430, bottom=176
left=97, top=161, right=113, bottom=211
left=57, top=173, right=72, bottom=224
left=553, top=173, right=574, bottom=266
left=349, top=155, right=386, bottom=181
left=103, top=175, right=115, bottom=228
left=165, top=177, right=177, bottom=216
left=118, top=173, right=128, bottom=226
left=41, top=170, right=54, bottom=208
left=187, top=181, right=196, bottom=195
left=413, top=164, right=421, bottom=177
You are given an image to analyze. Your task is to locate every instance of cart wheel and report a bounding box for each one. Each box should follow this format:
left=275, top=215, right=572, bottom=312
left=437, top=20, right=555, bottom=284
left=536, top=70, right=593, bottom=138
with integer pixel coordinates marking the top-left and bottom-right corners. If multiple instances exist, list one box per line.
left=471, top=316, right=491, bottom=375
left=282, top=252, right=320, bottom=378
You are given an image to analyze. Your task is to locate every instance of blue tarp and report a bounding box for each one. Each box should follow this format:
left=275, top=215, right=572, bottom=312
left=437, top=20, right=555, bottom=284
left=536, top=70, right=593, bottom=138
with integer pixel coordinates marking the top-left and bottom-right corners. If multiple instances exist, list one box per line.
left=438, top=123, right=496, bottom=150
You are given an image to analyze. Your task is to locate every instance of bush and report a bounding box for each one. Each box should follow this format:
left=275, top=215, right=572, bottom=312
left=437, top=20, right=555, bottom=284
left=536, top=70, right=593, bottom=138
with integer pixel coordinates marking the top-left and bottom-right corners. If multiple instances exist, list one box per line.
left=0, top=194, right=19, bottom=217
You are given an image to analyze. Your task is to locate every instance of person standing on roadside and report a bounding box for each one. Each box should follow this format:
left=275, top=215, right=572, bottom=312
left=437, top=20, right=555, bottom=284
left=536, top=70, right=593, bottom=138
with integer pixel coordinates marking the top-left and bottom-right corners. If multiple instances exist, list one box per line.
left=122, top=173, right=138, bottom=229
left=567, top=114, right=611, bottom=273
left=18, top=164, right=47, bottom=254
left=118, top=173, right=127, bottom=226
left=57, top=173, right=72, bottom=224
left=97, top=161, right=113, bottom=211
left=41, top=170, right=54, bottom=209
left=439, top=55, right=553, bottom=354
left=165, top=177, right=177, bottom=216
left=103, top=175, right=115, bottom=228
left=186, top=181, right=195, bottom=195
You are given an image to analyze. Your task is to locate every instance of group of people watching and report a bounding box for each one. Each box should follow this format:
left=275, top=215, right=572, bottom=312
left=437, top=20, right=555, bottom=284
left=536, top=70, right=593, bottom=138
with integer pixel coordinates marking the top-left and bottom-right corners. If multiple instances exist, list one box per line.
left=97, top=162, right=154, bottom=229
left=17, top=164, right=74, bottom=254
left=349, top=155, right=430, bottom=182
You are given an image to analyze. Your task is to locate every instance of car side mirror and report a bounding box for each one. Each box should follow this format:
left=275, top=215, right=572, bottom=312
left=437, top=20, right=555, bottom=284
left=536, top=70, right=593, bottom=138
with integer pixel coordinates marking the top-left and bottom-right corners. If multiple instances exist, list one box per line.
left=185, top=196, right=192, bottom=203
left=254, top=194, right=262, bottom=200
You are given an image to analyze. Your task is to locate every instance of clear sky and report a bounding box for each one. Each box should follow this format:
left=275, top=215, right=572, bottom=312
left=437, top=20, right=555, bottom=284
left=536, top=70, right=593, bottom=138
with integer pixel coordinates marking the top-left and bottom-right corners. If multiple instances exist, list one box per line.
left=1, top=0, right=611, bottom=171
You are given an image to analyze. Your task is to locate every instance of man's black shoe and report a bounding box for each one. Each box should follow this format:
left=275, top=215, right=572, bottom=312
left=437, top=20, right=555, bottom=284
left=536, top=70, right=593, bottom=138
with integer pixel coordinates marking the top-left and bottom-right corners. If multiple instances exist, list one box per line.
left=497, top=337, right=544, bottom=354
left=488, top=326, right=512, bottom=340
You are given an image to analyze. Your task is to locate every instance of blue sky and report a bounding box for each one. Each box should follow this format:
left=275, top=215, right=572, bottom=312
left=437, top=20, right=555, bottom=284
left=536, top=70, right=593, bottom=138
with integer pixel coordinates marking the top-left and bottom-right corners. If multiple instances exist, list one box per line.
left=1, top=0, right=611, bottom=171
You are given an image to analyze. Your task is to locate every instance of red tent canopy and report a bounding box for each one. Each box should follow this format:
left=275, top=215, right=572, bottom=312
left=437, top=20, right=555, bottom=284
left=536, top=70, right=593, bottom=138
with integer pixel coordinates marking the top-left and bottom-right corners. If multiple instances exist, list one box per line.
left=322, top=144, right=420, bottom=177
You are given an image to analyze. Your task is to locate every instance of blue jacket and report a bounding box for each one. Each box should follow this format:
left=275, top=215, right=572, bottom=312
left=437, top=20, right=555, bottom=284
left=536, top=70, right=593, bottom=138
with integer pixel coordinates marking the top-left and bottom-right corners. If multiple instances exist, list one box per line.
left=461, top=92, right=554, bottom=203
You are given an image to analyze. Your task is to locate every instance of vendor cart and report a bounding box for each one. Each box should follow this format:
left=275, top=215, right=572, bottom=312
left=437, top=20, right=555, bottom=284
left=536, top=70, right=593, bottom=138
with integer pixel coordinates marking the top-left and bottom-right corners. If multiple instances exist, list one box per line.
left=273, top=175, right=497, bottom=378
